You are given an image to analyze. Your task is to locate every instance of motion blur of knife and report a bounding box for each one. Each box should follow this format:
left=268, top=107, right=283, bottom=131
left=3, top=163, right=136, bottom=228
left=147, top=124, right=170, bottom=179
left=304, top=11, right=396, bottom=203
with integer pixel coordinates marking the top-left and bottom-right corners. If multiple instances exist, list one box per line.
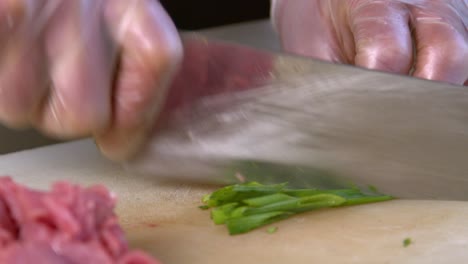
left=125, top=32, right=468, bottom=201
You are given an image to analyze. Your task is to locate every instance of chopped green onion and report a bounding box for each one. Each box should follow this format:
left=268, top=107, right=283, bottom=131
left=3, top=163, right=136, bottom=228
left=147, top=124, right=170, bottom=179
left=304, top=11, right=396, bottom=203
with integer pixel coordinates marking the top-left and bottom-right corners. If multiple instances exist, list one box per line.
left=203, top=182, right=287, bottom=207
left=368, top=185, right=378, bottom=193
left=267, top=226, right=278, bottom=234
left=200, top=181, right=393, bottom=235
left=243, top=193, right=295, bottom=207
left=403, top=238, right=412, bottom=247
left=230, top=206, right=248, bottom=218
left=211, top=203, right=238, bottom=225
left=245, top=194, right=346, bottom=215
left=226, top=212, right=292, bottom=235
left=343, top=195, right=394, bottom=206
left=284, top=188, right=363, bottom=198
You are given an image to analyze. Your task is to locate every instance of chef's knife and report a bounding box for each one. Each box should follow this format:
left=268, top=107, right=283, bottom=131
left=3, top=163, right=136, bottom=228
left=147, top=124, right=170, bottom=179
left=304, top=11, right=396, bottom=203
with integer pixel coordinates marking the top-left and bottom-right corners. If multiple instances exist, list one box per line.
left=126, top=33, right=468, bottom=201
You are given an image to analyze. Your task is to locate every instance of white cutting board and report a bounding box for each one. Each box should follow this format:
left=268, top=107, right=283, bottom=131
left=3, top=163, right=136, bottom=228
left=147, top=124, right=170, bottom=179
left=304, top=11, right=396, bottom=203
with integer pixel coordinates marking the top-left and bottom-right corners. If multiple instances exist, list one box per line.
left=1, top=139, right=468, bottom=264
left=1, top=21, right=468, bottom=263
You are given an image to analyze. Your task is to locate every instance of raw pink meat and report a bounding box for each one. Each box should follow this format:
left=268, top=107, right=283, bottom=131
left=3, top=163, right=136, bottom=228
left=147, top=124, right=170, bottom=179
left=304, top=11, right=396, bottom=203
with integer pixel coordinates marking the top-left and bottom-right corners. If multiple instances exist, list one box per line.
left=0, top=177, right=160, bottom=264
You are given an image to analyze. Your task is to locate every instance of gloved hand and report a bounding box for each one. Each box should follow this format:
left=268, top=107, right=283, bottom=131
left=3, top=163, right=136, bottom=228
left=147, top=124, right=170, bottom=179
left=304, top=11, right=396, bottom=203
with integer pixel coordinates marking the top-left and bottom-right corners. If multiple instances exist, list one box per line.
left=271, top=0, right=468, bottom=85
left=0, top=0, right=182, bottom=160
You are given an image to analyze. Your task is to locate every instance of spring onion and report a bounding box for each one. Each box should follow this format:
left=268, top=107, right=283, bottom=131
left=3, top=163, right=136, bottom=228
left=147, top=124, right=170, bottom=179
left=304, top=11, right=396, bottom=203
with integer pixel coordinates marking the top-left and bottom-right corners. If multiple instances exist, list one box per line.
left=267, top=226, right=278, bottom=234
left=200, top=181, right=393, bottom=235
left=403, top=238, right=412, bottom=247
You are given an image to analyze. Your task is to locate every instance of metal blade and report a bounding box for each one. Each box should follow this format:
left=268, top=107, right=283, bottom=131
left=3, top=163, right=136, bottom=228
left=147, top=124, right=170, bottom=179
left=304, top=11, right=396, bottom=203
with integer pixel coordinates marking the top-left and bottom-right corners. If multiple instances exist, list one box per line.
left=127, top=33, right=468, bottom=201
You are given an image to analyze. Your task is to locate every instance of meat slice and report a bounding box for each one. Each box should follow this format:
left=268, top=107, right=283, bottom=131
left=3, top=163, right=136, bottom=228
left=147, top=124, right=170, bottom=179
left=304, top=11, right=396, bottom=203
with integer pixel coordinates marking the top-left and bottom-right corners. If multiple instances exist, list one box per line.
left=0, top=177, right=160, bottom=264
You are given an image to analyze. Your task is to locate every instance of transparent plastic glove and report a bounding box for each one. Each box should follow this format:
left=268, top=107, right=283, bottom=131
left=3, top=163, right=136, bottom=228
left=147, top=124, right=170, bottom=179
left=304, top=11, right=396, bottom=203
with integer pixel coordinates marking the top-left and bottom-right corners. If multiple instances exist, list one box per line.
left=0, top=0, right=182, bottom=160
left=271, top=0, right=468, bottom=85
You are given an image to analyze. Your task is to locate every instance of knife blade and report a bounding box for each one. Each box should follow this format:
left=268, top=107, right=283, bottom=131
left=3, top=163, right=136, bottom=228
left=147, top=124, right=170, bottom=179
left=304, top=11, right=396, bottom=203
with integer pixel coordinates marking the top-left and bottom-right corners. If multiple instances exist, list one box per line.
left=125, top=32, right=468, bottom=201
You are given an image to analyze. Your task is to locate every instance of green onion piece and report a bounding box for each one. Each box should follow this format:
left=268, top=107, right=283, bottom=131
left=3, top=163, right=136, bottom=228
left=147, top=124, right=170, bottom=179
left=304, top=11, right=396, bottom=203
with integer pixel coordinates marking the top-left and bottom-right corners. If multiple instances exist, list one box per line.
left=243, top=193, right=296, bottom=207
left=245, top=194, right=346, bottom=215
left=202, top=194, right=211, bottom=204
left=284, top=188, right=362, bottom=198
left=282, top=189, right=320, bottom=197
left=403, top=238, right=412, bottom=247
left=368, top=185, right=378, bottom=193
left=290, top=194, right=348, bottom=213
left=198, top=205, right=210, bottom=210
left=211, top=203, right=239, bottom=225
left=226, top=212, right=292, bottom=235
left=230, top=206, right=248, bottom=218
left=343, top=195, right=393, bottom=206
left=203, top=182, right=287, bottom=207
left=284, top=188, right=393, bottom=206
left=201, top=181, right=394, bottom=235
left=267, top=226, right=278, bottom=234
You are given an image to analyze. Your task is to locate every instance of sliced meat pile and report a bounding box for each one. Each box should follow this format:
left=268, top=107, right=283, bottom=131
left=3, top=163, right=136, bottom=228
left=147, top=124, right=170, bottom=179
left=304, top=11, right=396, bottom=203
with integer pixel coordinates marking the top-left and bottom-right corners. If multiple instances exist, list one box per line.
left=0, top=177, right=160, bottom=264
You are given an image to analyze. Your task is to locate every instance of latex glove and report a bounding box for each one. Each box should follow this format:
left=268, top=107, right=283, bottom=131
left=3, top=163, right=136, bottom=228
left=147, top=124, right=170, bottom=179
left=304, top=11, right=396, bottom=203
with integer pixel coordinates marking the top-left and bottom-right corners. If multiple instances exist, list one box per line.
left=0, top=0, right=182, bottom=160
left=271, top=0, right=468, bottom=85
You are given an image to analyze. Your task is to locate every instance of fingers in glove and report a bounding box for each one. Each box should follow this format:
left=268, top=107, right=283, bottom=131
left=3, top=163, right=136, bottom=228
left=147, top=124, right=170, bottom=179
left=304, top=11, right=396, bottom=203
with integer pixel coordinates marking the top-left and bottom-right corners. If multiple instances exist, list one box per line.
left=0, top=0, right=49, bottom=128
left=37, top=1, right=114, bottom=138
left=410, top=3, right=468, bottom=85
left=349, top=0, right=413, bottom=74
left=272, top=0, right=349, bottom=62
left=97, top=0, right=182, bottom=161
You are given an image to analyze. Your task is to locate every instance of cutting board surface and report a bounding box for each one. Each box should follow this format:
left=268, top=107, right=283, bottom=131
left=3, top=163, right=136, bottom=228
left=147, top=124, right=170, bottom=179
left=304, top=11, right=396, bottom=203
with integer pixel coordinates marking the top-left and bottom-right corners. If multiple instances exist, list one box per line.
left=1, top=139, right=468, bottom=264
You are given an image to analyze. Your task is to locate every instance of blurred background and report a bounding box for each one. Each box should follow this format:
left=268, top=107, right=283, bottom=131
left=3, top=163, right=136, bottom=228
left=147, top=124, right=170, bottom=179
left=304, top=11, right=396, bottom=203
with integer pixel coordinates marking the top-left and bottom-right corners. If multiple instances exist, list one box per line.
left=160, top=0, right=270, bottom=29
left=0, top=0, right=271, bottom=154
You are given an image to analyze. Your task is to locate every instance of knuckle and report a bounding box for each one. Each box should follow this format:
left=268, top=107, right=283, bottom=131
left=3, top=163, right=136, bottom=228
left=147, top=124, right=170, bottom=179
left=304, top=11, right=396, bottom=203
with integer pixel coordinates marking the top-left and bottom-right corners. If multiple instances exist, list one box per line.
left=116, top=46, right=182, bottom=126
left=426, top=29, right=468, bottom=67
left=117, top=42, right=182, bottom=128
left=358, top=41, right=413, bottom=73
left=112, top=0, right=183, bottom=74
left=447, top=37, right=468, bottom=65
left=144, top=39, right=183, bottom=74
left=58, top=106, right=108, bottom=137
left=115, top=79, right=157, bottom=125
left=37, top=90, right=109, bottom=139
left=37, top=109, right=92, bottom=140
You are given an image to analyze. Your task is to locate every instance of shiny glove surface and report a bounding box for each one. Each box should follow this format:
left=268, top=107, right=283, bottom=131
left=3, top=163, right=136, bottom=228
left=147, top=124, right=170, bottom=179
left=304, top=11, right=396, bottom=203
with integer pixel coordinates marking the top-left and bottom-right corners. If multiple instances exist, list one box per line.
left=0, top=0, right=182, bottom=160
left=272, top=0, right=468, bottom=85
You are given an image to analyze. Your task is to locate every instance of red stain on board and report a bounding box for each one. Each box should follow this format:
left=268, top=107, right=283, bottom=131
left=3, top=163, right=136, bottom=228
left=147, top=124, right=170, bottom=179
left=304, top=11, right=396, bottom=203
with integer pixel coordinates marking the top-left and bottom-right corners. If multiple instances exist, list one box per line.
left=145, top=223, right=158, bottom=228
